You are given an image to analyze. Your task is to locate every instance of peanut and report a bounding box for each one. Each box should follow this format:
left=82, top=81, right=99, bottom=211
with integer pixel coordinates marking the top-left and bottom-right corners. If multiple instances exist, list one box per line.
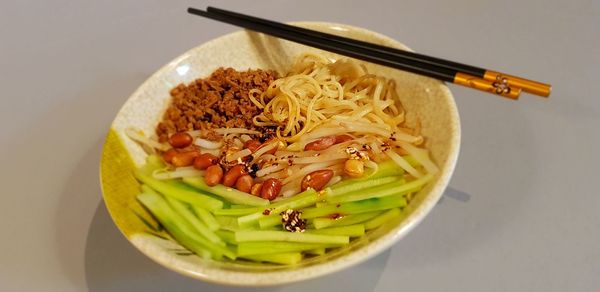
left=250, top=183, right=263, bottom=196
left=161, top=148, right=178, bottom=164
left=204, top=165, right=224, bottom=186
left=304, top=136, right=336, bottom=151
left=244, top=139, right=262, bottom=153
left=261, top=178, right=282, bottom=200
left=301, top=169, right=334, bottom=191
left=235, top=175, right=254, bottom=193
left=193, top=153, right=218, bottom=170
left=344, top=159, right=364, bottom=177
left=223, top=164, right=247, bottom=187
left=168, top=132, right=193, bottom=148
left=335, top=134, right=353, bottom=144
left=171, top=150, right=200, bottom=167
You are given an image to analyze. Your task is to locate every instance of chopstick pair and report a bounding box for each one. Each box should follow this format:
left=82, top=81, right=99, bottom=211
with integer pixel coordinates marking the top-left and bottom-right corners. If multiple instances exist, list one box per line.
left=188, top=7, right=551, bottom=99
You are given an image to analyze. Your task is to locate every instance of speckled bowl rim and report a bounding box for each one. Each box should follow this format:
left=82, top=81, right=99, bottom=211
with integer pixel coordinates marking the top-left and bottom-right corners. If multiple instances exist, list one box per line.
left=101, top=21, right=461, bottom=286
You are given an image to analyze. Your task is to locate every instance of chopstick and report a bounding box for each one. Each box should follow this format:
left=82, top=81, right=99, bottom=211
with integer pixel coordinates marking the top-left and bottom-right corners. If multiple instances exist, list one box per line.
left=205, top=7, right=551, bottom=98
left=188, top=8, right=518, bottom=99
left=187, top=7, right=550, bottom=99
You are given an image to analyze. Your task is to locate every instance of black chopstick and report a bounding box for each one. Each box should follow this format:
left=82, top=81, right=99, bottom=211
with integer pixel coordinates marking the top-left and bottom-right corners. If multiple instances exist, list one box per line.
left=205, top=7, right=550, bottom=98
left=207, top=7, right=483, bottom=76
left=187, top=7, right=522, bottom=99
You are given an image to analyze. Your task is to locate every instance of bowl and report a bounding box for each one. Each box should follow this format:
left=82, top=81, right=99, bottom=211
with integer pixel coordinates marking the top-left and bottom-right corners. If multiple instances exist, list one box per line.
left=100, top=22, right=460, bottom=286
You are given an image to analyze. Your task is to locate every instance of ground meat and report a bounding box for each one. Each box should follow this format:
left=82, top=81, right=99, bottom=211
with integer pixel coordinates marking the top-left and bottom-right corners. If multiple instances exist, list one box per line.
left=156, top=68, right=277, bottom=142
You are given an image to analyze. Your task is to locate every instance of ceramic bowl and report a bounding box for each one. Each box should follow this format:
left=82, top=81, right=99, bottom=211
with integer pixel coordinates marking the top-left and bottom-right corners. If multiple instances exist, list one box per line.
left=100, top=22, right=460, bottom=286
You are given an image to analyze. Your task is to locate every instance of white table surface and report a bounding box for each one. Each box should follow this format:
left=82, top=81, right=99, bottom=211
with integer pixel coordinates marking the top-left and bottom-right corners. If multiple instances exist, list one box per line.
left=1, top=0, right=599, bottom=291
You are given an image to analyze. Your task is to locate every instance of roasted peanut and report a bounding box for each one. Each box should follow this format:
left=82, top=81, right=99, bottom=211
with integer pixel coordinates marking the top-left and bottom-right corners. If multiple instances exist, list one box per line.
left=235, top=175, right=254, bottom=193
left=344, top=159, right=364, bottom=177
left=204, top=165, right=224, bottom=186
left=223, top=164, right=247, bottom=187
left=161, top=148, right=178, bottom=164
left=244, top=139, right=262, bottom=153
left=301, top=169, right=334, bottom=191
left=261, top=178, right=282, bottom=200
left=168, top=132, right=193, bottom=148
left=193, top=153, right=218, bottom=170
left=335, top=134, right=353, bottom=144
left=250, top=183, right=263, bottom=196
left=304, top=136, right=336, bottom=151
left=171, top=150, right=200, bottom=167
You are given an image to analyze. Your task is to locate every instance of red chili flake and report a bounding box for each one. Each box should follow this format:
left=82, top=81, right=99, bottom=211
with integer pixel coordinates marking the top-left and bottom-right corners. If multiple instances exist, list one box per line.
left=328, top=213, right=342, bottom=220
left=262, top=209, right=272, bottom=215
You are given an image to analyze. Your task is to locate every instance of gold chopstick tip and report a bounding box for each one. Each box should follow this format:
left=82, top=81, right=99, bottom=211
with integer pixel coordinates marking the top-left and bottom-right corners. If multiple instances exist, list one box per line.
left=484, top=70, right=551, bottom=97
left=454, top=72, right=521, bottom=99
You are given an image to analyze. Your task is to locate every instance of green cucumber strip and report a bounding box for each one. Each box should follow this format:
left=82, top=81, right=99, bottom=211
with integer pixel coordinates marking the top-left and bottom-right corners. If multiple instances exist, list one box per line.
left=315, top=202, right=328, bottom=208
left=237, top=189, right=321, bottom=227
left=234, top=230, right=349, bottom=245
left=329, top=176, right=401, bottom=198
left=214, top=216, right=239, bottom=230
left=312, top=211, right=382, bottom=229
left=241, top=253, right=302, bottom=265
left=236, top=242, right=337, bottom=256
left=302, top=195, right=407, bottom=219
left=212, top=207, right=263, bottom=216
left=137, top=192, right=235, bottom=260
left=305, top=248, right=326, bottom=256
left=191, top=206, right=220, bottom=231
left=364, top=208, right=402, bottom=230
left=306, top=224, right=365, bottom=237
left=134, top=170, right=223, bottom=210
left=215, top=216, right=267, bottom=231
left=215, top=230, right=237, bottom=244
left=230, top=204, right=254, bottom=209
left=163, top=196, right=223, bottom=245
left=331, top=160, right=404, bottom=190
left=328, top=174, right=432, bottom=203
left=258, top=216, right=281, bottom=229
left=268, top=188, right=320, bottom=208
left=183, top=177, right=269, bottom=206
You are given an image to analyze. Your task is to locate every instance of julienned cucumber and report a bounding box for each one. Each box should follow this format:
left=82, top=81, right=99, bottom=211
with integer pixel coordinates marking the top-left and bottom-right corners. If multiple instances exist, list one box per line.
left=327, top=174, right=432, bottom=203
left=237, top=189, right=320, bottom=227
left=212, top=207, right=263, bottom=216
left=241, top=253, right=303, bottom=265
left=328, top=176, right=401, bottom=197
left=306, top=224, right=365, bottom=237
left=191, top=206, right=220, bottom=231
left=258, top=216, right=281, bottom=229
left=331, top=160, right=404, bottom=189
left=183, top=177, right=270, bottom=207
left=134, top=170, right=223, bottom=210
left=305, top=248, right=326, bottom=255
left=163, top=196, right=224, bottom=245
left=312, top=211, right=383, bottom=229
left=302, top=195, right=407, bottom=219
left=257, top=196, right=404, bottom=229
left=215, top=230, right=237, bottom=244
left=234, top=230, right=349, bottom=245
left=365, top=208, right=402, bottom=230
left=236, top=242, right=338, bottom=256
left=142, top=184, right=221, bottom=243
left=137, top=192, right=235, bottom=260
